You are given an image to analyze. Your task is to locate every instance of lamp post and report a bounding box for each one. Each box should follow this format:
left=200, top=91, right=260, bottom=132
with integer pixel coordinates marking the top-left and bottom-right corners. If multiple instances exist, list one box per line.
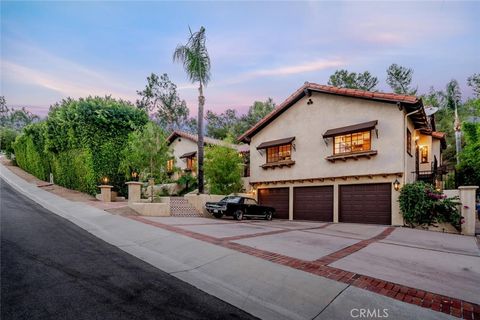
left=98, top=176, right=113, bottom=202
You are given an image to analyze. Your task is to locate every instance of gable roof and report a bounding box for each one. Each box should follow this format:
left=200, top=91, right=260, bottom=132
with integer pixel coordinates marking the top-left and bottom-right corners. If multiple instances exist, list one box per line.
left=238, top=82, right=429, bottom=143
left=167, top=130, right=249, bottom=153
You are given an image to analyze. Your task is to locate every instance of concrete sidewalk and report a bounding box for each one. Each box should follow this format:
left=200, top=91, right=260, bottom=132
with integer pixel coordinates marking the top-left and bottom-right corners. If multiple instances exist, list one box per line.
left=0, top=164, right=455, bottom=320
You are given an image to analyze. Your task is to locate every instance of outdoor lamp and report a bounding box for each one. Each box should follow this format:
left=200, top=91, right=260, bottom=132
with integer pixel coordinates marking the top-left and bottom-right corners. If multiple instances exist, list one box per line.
left=393, top=179, right=401, bottom=191
left=131, top=170, right=138, bottom=180
left=101, top=176, right=110, bottom=185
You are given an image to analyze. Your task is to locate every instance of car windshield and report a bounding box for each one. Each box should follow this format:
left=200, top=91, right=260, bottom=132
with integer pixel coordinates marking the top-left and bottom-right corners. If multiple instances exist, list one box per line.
left=220, top=196, right=242, bottom=203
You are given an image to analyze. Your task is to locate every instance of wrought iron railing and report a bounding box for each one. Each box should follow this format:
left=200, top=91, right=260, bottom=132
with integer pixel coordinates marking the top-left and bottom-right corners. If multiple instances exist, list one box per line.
left=411, top=166, right=457, bottom=189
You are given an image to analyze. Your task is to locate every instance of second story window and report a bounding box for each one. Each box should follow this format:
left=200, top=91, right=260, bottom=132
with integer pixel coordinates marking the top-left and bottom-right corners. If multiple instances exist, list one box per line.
left=334, top=131, right=371, bottom=155
left=267, top=144, right=292, bottom=163
left=407, top=129, right=412, bottom=156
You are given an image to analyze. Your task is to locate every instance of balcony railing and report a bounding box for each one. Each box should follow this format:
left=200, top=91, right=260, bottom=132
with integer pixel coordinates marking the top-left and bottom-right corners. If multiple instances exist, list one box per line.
left=411, top=166, right=457, bottom=189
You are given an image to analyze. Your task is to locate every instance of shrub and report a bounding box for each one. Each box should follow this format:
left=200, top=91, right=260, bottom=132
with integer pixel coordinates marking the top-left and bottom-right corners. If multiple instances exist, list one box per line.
left=204, top=143, right=243, bottom=195
left=12, top=97, right=148, bottom=195
left=0, top=127, right=18, bottom=158
left=457, top=122, right=480, bottom=187
left=119, top=122, right=171, bottom=184
left=13, top=122, right=50, bottom=180
left=177, top=171, right=197, bottom=195
left=50, top=149, right=96, bottom=194
left=398, top=181, right=462, bottom=231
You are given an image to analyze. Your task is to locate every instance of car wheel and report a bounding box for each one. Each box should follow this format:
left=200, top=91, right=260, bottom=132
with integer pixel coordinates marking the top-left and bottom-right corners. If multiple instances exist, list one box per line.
left=265, top=211, right=273, bottom=221
left=213, top=212, right=223, bottom=219
left=234, top=210, right=244, bottom=221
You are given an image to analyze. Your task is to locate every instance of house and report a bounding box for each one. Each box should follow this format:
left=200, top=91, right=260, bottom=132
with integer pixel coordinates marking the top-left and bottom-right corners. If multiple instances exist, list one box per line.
left=238, top=82, right=446, bottom=225
left=167, top=130, right=250, bottom=188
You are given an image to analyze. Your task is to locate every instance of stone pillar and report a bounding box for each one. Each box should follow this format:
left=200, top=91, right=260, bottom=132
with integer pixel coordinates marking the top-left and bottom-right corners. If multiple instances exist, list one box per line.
left=98, top=185, right=113, bottom=202
left=126, top=181, right=143, bottom=203
left=459, top=186, right=478, bottom=236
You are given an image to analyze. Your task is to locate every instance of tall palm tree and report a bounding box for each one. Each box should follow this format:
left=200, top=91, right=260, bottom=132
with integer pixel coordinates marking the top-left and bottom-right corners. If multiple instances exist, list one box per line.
left=173, top=26, right=211, bottom=194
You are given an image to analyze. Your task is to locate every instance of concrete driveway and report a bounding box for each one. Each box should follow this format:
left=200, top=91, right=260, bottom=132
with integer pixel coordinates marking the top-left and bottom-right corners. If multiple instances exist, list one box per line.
left=143, top=216, right=480, bottom=307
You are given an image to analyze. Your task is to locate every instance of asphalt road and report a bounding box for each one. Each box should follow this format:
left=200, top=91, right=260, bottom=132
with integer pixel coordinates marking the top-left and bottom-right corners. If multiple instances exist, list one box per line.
left=0, top=179, right=257, bottom=320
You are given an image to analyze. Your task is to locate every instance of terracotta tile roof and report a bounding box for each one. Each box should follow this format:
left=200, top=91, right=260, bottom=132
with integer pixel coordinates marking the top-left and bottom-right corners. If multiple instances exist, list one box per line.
left=431, top=131, right=447, bottom=149
left=167, top=130, right=248, bottom=152
left=238, top=82, right=423, bottom=142
left=431, top=131, right=446, bottom=139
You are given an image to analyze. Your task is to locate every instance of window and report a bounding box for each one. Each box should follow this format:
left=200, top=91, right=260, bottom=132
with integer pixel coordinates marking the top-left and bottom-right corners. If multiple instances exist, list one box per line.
left=166, top=159, right=174, bottom=172
left=334, top=131, right=371, bottom=155
left=244, top=198, right=257, bottom=205
left=407, top=129, right=412, bottom=156
left=266, top=144, right=291, bottom=163
left=243, top=155, right=250, bottom=177
left=186, top=157, right=196, bottom=170
left=220, top=196, right=241, bottom=203
left=421, top=146, right=428, bottom=163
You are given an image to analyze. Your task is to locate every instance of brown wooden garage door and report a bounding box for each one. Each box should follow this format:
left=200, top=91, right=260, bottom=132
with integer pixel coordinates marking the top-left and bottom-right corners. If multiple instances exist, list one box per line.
left=258, top=188, right=289, bottom=219
left=339, top=183, right=391, bottom=225
left=293, top=186, right=333, bottom=221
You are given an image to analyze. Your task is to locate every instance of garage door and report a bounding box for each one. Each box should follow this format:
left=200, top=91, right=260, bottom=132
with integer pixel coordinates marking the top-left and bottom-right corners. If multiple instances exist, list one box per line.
left=258, top=188, right=289, bottom=219
left=293, top=186, right=333, bottom=221
left=339, top=183, right=391, bottom=225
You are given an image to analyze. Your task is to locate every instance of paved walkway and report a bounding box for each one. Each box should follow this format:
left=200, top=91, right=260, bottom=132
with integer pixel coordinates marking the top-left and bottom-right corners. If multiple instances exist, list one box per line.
left=132, top=216, right=480, bottom=318
left=1, top=163, right=478, bottom=320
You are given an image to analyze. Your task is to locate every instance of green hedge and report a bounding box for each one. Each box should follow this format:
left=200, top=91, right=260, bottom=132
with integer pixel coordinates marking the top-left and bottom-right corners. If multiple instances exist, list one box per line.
left=13, top=97, right=148, bottom=195
left=13, top=122, right=50, bottom=181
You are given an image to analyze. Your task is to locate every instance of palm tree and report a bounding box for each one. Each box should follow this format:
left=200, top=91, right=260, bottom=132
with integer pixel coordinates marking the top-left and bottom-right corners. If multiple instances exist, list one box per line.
left=173, top=26, right=211, bottom=194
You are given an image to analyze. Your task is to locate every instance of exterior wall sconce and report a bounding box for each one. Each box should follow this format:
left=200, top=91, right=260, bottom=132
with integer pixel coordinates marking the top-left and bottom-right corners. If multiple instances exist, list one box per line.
left=393, top=179, right=401, bottom=191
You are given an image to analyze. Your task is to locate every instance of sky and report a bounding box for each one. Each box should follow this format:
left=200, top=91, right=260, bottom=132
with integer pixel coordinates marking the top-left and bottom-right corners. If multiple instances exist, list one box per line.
left=1, top=1, right=479, bottom=117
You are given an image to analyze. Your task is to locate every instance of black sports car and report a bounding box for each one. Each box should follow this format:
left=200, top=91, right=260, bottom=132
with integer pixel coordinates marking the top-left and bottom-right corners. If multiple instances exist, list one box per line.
left=205, top=196, right=275, bottom=221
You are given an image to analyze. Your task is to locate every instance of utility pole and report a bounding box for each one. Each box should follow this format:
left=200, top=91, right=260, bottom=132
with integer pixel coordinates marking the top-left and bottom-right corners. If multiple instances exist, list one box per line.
left=454, top=100, right=462, bottom=165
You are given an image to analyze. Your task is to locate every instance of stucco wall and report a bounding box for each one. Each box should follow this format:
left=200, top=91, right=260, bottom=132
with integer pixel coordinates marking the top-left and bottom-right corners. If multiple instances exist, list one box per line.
left=432, top=139, right=442, bottom=166
left=249, top=92, right=405, bottom=183
left=404, top=118, right=416, bottom=183
left=170, top=137, right=197, bottom=172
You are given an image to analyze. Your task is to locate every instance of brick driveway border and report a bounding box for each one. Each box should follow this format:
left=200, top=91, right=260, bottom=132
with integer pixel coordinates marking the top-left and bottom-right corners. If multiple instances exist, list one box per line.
left=129, top=216, right=480, bottom=320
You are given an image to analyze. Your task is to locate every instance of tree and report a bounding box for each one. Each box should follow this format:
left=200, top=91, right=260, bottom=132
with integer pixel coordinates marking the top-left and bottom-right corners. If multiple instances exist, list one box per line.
left=136, top=73, right=190, bottom=132
left=441, top=79, right=462, bottom=110
left=457, top=122, right=480, bottom=187
left=386, top=63, right=417, bottom=95
left=205, top=109, right=239, bottom=139
left=467, top=73, right=480, bottom=97
left=9, top=107, right=39, bottom=130
left=0, top=97, right=39, bottom=130
left=205, top=98, right=276, bottom=140
left=183, top=117, right=198, bottom=134
left=422, top=87, right=443, bottom=109
left=120, top=122, right=172, bottom=187
left=0, top=96, right=9, bottom=127
left=173, top=26, right=211, bottom=194
left=204, top=143, right=243, bottom=194
left=240, top=98, right=275, bottom=131
left=328, top=69, right=378, bottom=91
